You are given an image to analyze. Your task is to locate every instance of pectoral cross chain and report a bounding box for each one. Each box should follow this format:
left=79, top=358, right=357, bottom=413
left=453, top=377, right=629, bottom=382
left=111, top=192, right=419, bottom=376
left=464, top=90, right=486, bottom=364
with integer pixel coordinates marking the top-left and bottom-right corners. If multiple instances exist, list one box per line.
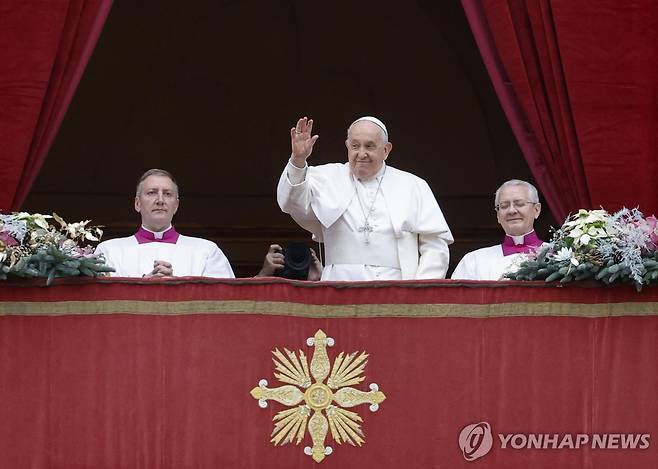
left=358, top=221, right=373, bottom=244
left=353, top=169, right=385, bottom=245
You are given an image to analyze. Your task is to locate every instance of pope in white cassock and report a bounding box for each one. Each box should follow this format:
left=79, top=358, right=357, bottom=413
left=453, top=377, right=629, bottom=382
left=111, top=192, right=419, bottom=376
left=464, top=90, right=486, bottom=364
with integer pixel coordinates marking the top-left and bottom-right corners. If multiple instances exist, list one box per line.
left=277, top=116, right=453, bottom=281
left=451, top=179, right=544, bottom=280
left=96, top=169, right=234, bottom=278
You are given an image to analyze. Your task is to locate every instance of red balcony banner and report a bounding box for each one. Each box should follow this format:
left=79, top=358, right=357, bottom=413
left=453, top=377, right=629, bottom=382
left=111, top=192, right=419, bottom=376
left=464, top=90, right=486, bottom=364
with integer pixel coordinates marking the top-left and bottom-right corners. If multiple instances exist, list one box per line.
left=1, top=278, right=656, bottom=468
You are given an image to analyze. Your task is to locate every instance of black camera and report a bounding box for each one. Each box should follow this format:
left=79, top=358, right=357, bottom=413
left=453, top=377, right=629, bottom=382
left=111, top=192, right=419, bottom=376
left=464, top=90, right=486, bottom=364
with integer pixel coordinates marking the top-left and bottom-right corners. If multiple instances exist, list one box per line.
left=275, top=242, right=312, bottom=280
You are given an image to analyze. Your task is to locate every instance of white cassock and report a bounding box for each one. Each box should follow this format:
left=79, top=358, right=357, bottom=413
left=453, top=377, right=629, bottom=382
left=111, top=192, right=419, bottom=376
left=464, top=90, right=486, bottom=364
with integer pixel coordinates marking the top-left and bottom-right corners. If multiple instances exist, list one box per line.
left=451, top=245, right=527, bottom=280
left=96, top=233, right=234, bottom=278
left=277, top=161, right=453, bottom=281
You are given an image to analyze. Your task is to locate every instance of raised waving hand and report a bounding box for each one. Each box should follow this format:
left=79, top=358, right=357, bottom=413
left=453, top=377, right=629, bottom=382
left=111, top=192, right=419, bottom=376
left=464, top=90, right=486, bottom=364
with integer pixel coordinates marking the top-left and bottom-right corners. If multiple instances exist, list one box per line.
left=290, top=116, right=319, bottom=167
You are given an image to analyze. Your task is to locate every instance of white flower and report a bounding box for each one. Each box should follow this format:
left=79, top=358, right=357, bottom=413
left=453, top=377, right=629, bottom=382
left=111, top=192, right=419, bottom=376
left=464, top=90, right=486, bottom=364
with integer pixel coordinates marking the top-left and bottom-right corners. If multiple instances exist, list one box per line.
left=553, top=247, right=574, bottom=262
left=582, top=210, right=608, bottom=224
left=84, top=230, right=100, bottom=242
left=587, top=226, right=608, bottom=237
left=505, top=254, right=531, bottom=275
left=16, top=212, right=52, bottom=230
left=66, top=222, right=85, bottom=237
left=61, top=239, right=77, bottom=249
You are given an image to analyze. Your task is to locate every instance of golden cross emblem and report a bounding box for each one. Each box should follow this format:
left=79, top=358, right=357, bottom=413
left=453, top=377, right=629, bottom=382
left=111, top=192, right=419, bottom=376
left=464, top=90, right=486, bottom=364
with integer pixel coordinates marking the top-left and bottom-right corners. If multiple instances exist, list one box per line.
left=250, top=329, right=386, bottom=463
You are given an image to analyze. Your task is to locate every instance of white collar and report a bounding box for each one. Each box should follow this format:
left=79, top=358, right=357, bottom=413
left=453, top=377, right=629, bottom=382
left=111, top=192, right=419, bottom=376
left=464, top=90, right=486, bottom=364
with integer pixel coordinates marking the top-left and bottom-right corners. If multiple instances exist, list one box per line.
left=141, top=224, right=173, bottom=240
left=508, top=230, right=535, bottom=245
left=353, top=162, right=387, bottom=184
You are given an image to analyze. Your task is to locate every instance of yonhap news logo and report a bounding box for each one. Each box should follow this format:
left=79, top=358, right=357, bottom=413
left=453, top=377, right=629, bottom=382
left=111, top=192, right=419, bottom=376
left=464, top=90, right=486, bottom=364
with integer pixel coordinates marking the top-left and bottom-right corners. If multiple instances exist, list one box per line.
left=459, top=422, right=494, bottom=461
left=458, top=421, right=650, bottom=461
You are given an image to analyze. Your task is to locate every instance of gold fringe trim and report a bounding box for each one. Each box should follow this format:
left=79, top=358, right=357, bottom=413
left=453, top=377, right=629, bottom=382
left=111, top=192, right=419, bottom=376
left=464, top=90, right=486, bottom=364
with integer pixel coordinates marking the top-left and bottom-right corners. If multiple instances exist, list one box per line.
left=1, top=300, right=657, bottom=317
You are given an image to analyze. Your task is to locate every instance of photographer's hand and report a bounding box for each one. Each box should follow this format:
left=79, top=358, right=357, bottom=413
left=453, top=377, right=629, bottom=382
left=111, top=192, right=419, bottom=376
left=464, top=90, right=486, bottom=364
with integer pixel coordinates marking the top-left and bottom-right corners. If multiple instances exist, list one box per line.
left=308, top=248, right=323, bottom=281
left=256, top=244, right=285, bottom=277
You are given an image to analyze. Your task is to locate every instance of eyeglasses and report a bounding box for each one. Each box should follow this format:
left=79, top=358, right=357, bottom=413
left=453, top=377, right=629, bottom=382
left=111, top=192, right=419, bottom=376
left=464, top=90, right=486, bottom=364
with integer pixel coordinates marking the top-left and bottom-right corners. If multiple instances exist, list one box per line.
left=495, top=200, right=538, bottom=211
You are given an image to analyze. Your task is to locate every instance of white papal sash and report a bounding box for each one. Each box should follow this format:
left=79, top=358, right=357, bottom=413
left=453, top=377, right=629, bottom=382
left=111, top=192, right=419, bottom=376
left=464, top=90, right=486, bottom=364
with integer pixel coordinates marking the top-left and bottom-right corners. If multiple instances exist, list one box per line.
left=323, top=220, right=400, bottom=268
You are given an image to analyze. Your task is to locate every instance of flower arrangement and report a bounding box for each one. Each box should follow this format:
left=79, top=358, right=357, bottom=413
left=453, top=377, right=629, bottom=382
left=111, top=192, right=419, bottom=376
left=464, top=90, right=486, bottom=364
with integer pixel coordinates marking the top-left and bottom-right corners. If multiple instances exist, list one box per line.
left=507, top=208, right=658, bottom=290
left=0, top=212, right=113, bottom=284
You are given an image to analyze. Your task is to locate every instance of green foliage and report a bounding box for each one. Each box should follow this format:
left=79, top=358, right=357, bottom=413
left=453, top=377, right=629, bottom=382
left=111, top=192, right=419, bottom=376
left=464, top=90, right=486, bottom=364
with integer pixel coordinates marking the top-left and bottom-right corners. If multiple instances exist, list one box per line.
left=508, top=240, right=658, bottom=292
left=0, top=212, right=113, bottom=284
left=6, top=246, right=113, bottom=285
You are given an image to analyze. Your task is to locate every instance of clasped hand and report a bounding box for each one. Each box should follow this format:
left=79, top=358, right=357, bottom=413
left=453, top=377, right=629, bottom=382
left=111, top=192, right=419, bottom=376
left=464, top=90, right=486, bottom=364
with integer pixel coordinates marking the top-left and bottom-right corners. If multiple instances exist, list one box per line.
left=144, top=260, right=173, bottom=277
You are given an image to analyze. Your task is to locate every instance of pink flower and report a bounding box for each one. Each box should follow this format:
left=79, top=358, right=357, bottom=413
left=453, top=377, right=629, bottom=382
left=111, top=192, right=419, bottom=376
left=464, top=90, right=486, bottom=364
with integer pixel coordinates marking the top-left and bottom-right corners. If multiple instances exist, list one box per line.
left=636, top=215, right=658, bottom=251
left=0, top=230, right=18, bottom=247
left=646, top=215, right=658, bottom=245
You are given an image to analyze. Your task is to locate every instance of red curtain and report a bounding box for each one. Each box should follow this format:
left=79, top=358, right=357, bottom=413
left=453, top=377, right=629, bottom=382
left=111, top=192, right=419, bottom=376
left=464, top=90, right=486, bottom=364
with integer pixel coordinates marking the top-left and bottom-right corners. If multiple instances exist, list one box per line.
left=0, top=0, right=112, bottom=211
left=462, top=0, right=658, bottom=221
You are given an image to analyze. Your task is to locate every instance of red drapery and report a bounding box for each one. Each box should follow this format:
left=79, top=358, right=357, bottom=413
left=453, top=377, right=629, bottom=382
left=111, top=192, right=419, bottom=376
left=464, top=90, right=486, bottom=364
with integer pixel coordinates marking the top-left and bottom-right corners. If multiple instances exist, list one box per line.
left=0, top=0, right=112, bottom=211
left=1, top=278, right=657, bottom=469
left=462, top=0, right=658, bottom=221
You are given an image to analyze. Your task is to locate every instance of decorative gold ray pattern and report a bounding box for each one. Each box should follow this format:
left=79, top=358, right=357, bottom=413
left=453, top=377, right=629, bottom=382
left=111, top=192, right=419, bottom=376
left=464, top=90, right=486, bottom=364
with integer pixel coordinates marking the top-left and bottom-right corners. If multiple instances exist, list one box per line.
left=272, top=348, right=311, bottom=388
left=326, top=405, right=364, bottom=446
left=271, top=405, right=310, bottom=445
left=250, top=329, right=386, bottom=463
left=327, top=351, right=368, bottom=389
